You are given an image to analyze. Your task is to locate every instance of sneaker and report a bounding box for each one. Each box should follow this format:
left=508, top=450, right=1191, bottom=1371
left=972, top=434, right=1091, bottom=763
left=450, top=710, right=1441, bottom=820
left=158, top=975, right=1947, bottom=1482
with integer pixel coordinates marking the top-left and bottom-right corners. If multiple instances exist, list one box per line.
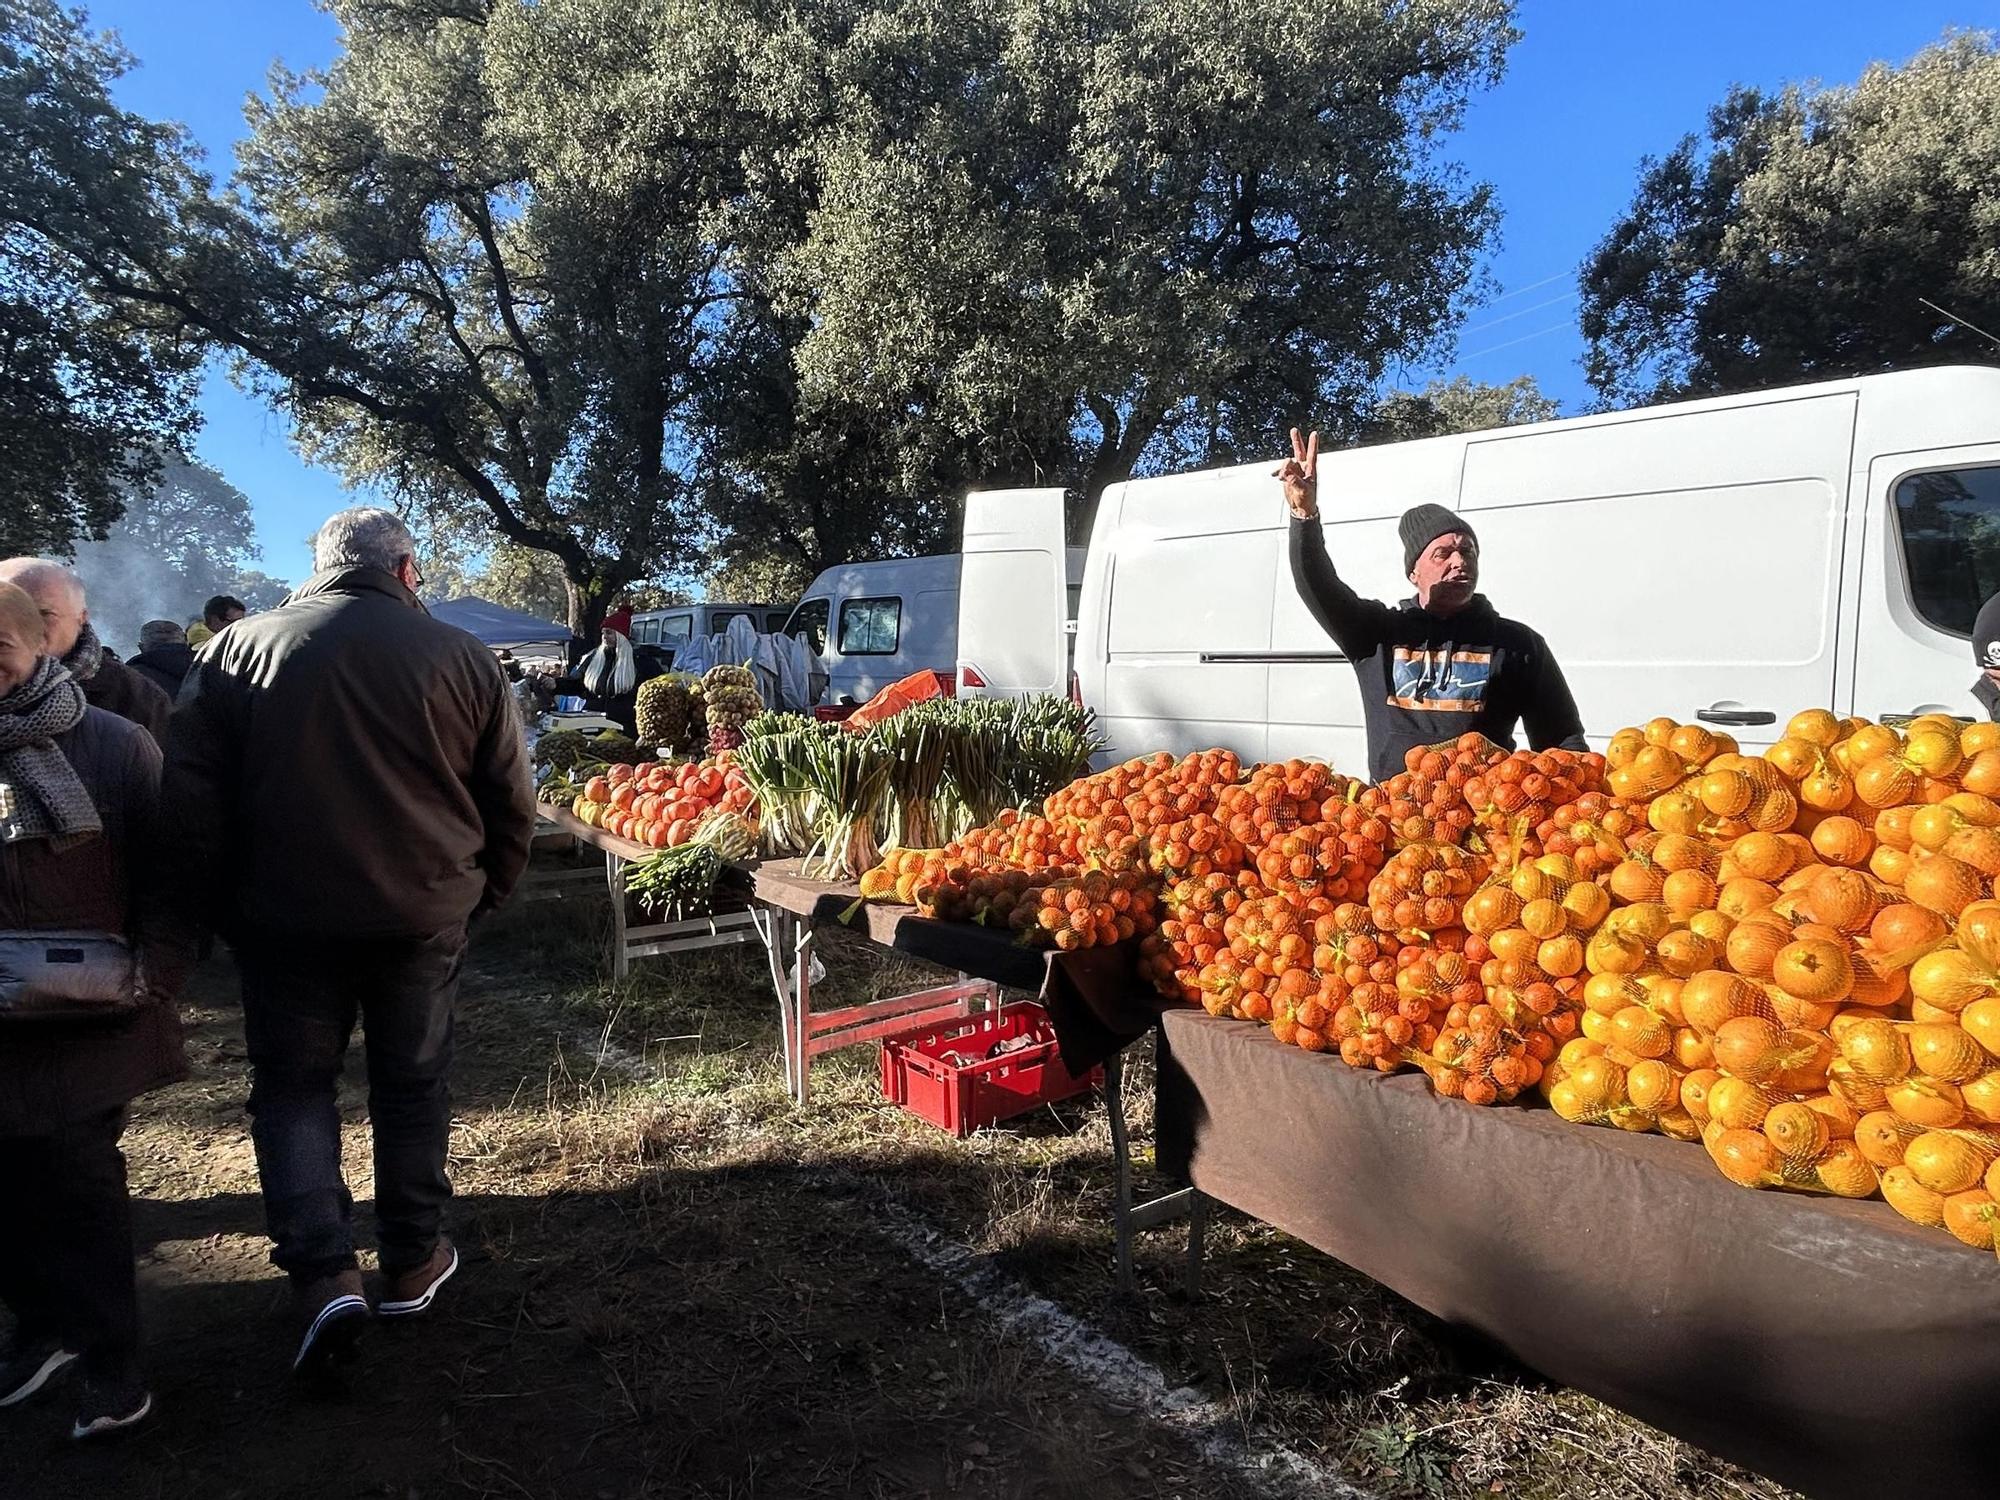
left=71, top=1372, right=152, bottom=1440
left=292, top=1269, right=370, bottom=1376
left=377, top=1238, right=459, bottom=1318
left=0, top=1339, right=78, bottom=1408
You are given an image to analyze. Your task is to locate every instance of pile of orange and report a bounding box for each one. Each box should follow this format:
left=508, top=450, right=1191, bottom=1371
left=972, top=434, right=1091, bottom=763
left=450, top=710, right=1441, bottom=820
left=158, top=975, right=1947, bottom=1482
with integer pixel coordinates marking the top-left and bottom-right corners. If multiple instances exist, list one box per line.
left=864, top=715, right=2000, bottom=1259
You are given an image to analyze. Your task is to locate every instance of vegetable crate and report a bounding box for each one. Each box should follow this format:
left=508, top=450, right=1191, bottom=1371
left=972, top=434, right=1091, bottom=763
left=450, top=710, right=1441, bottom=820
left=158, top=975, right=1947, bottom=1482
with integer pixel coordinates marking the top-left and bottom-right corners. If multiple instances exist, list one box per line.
left=879, top=1002, right=1102, bottom=1138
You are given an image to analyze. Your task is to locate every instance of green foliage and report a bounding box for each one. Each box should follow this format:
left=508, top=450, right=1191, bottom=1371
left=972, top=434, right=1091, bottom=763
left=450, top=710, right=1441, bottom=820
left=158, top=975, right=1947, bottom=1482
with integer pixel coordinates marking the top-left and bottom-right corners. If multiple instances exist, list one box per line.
left=1582, top=32, right=2000, bottom=406
left=1353, top=1421, right=1454, bottom=1498
left=230, top=570, right=291, bottom=612
left=708, top=0, right=1518, bottom=558
left=0, top=1, right=204, bottom=556
left=2, top=0, right=1515, bottom=616
left=1357, top=375, right=1561, bottom=445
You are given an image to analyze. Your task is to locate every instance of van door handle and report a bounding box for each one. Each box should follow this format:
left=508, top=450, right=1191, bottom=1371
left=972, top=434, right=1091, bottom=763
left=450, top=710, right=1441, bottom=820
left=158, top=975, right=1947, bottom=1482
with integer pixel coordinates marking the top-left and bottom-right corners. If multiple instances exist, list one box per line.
left=1696, top=706, right=1776, bottom=726
left=1199, top=651, right=1348, bottom=665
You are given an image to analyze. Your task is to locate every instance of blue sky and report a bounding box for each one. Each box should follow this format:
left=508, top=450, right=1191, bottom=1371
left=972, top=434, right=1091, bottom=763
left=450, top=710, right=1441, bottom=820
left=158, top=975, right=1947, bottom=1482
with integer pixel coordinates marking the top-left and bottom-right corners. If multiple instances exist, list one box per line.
left=85, top=0, right=1991, bottom=586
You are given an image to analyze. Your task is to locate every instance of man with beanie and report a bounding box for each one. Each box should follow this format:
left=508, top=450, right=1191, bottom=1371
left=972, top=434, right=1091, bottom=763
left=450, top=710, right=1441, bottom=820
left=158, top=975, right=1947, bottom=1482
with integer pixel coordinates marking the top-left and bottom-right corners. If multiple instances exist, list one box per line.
left=0, top=560, right=172, bottom=744
left=1971, top=593, right=2000, bottom=721
left=1276, top=428, right=1588, bottom=782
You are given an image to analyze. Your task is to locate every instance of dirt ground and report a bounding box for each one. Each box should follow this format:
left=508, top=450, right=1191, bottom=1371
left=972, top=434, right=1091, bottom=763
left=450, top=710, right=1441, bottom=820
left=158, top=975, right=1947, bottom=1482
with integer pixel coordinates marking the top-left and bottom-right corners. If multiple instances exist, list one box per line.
left=0, top=892, right=1796, bottom=1500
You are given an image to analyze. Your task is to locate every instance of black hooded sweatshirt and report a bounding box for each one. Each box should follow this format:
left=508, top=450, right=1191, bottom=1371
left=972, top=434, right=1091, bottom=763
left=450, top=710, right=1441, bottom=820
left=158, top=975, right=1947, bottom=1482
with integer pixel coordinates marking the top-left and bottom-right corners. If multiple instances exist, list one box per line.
left=1289, top=515, right=1588, bottom=783
left=1971, top=593, right=2000, bottom=722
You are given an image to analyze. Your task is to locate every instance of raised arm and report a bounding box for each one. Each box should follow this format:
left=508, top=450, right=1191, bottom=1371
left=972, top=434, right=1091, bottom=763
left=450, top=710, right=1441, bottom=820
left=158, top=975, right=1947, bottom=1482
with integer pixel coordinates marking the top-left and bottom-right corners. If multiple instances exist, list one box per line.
left=1275, top=426, right=1394, bottom=657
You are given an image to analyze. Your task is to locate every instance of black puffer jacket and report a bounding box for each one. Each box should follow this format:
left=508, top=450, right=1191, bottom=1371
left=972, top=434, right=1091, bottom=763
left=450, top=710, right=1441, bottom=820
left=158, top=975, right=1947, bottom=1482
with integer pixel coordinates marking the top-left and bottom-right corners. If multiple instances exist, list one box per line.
left=160, top=566, right=537, bottom=940
left=0, top=706, right=189, bottom=1135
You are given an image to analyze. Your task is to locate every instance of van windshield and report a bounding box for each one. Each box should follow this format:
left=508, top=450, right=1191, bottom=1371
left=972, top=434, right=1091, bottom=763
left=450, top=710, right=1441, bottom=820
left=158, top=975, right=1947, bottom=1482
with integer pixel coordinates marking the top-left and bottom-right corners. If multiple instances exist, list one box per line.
left=785, top=598, right=829, bottom=654
left=1895, top=465, right=2000, bottom=636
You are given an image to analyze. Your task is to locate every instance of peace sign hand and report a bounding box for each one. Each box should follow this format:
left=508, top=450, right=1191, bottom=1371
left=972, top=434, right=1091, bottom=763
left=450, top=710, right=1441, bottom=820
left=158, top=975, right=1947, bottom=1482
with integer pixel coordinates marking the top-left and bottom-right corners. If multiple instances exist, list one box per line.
left=1272, top=427, right=1319, bottom=520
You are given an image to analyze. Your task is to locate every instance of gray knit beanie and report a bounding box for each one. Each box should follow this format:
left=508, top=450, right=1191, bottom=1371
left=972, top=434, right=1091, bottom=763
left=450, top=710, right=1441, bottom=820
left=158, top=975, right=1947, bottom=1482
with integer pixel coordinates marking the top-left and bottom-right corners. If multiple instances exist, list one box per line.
left=1400, top=504, right=1476, bottom=575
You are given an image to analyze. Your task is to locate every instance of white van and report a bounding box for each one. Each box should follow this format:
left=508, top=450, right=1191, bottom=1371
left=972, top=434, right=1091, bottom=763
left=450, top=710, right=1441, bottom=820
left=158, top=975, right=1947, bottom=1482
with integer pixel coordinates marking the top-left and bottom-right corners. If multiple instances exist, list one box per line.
left=783, top=509, right=1086, bottom=704
left=782, top=556, right=962, bottom=704
left=630, top=602, right=790, bottom=654
left=1065, top=365, right=2000, bottom=772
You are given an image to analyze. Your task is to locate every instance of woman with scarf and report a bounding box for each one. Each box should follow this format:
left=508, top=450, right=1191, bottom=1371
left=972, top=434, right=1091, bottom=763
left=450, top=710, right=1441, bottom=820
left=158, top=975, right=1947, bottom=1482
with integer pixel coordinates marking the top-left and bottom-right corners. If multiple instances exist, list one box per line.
left=0, top=580, right=189, bottom=1439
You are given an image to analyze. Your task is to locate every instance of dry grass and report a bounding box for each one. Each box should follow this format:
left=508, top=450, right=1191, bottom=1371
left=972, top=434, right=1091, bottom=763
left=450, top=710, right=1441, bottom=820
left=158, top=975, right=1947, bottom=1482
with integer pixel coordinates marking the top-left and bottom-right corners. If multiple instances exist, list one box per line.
left=461, top=897, right=1795, bottom=1500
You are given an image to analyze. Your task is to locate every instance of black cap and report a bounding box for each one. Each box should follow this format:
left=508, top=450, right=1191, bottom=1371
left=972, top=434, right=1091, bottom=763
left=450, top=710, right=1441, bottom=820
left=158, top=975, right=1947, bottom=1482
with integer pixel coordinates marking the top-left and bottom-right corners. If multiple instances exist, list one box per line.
left=1975, top=592, right=2000, bottom=669
left=1400, top=504, right=1476, bottom=575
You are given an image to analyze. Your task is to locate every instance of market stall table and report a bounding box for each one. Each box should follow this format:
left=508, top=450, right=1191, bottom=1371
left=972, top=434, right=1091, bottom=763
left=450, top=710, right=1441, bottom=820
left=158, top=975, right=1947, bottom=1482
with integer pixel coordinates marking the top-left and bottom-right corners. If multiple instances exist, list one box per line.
left=528, top=806, right=1000, bottom=1100
left=742, top=860, right=1165, bottom=1107
left=1152, top=1008, right=2000, bottom=1500
left=534, top=802, right=764, bottom=972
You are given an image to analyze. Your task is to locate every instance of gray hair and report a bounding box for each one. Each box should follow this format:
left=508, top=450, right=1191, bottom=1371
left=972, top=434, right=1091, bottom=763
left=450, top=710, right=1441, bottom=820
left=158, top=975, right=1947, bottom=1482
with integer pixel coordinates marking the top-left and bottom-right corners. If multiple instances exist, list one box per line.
left=139, top=619, right=185, bottom=651
left=0, top=557, right=86, bottom=608
left=313, top=506, right=417, bottom=575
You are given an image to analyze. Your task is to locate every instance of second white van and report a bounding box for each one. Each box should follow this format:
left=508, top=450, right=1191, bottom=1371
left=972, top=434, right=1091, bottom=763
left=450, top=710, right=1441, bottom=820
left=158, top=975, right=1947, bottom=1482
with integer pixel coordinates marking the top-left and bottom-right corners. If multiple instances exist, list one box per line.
left=783, top=505, right=1086, bottom=705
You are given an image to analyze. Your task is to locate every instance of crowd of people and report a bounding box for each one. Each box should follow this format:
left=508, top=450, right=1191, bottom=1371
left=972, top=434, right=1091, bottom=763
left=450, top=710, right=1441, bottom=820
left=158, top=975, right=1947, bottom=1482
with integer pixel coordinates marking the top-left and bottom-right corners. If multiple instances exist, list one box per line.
left=0, top=508, right=535, bottom=1440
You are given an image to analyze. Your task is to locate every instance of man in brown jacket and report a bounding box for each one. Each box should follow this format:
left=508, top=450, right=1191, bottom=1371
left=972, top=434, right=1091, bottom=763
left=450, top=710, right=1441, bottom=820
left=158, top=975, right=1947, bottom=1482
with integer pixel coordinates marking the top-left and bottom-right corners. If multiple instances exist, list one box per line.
left=160, top=507, right=535, bottom=1377
left=0, top=560, right=173, bottom=743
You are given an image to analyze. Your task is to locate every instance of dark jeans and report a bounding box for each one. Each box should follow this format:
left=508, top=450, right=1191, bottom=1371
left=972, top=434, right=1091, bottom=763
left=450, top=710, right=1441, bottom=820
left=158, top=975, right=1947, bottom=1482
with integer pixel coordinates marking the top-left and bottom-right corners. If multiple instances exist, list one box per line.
left=239, top=926, right=467, bottom=1281
left=0, top=1108, right=139, bottom=1378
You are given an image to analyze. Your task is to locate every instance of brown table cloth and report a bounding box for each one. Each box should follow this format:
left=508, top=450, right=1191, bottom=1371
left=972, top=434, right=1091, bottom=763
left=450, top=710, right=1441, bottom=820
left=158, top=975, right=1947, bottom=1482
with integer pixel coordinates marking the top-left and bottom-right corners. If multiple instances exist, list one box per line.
left=1155, top=1010, right=2000, bottom=1500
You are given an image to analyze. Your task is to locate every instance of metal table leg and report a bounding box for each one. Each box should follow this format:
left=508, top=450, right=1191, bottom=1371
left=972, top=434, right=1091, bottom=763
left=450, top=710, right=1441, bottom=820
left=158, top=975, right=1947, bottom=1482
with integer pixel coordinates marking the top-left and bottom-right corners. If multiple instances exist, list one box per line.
left=1107, top=1051, right=1135, bottom=1294
left=606, top=852, right=629, bottom=982
left=751, top=905, right=798, bottom=1095
left=1108, top=1040, right=1202, bottom=1297
left=791, top=919, right=815, bottom=1108
left=1186, top=1189, right=1209, bottom=1300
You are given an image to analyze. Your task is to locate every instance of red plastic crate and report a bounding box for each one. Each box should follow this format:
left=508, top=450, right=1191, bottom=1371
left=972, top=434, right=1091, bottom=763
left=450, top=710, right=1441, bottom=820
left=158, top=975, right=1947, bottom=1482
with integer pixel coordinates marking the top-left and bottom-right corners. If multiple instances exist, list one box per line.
left=879, top=1002, right=1103, bottom=1137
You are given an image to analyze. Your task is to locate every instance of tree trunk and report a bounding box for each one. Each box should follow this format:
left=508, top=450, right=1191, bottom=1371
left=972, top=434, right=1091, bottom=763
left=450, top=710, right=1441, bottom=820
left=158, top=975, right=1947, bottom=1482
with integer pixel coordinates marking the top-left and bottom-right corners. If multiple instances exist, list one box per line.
left=565, top=575, right=611, bottom=640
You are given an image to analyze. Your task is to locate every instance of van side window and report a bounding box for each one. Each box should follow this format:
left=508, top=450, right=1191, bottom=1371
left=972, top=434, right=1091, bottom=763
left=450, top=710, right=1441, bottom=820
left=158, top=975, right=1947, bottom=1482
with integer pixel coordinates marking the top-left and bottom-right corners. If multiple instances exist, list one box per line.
left=631, top=617, right=657, bottom=645
left=660, top=615, right=693, bottom=647
left=787, top=598, right=830, bottom=654
left=838, top=597, right=901, bottom=655
left=1893, top=465, right=2000, bottom=636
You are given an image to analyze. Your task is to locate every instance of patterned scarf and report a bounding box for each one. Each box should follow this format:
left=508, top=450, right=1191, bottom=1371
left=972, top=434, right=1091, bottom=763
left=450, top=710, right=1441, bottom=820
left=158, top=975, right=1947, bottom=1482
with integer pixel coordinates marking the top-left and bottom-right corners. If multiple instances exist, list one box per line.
left=60, top=619, right=103, bottom=684
left=0, top=657, right=100, bottom=847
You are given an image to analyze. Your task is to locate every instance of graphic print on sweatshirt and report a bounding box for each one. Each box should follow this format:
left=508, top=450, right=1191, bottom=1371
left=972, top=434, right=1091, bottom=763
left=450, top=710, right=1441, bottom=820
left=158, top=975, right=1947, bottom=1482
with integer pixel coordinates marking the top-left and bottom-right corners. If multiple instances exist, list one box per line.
left=1389, top=647, right=1493, bottom=714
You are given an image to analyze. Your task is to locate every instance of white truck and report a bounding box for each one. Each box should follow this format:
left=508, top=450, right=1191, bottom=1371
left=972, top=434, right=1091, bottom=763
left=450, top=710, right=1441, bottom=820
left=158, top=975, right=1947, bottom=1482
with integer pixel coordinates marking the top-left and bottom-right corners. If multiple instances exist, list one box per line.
left=781, top=491, right=1085, bottom=705
left=1054, top=365, right=2000, bottom=770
